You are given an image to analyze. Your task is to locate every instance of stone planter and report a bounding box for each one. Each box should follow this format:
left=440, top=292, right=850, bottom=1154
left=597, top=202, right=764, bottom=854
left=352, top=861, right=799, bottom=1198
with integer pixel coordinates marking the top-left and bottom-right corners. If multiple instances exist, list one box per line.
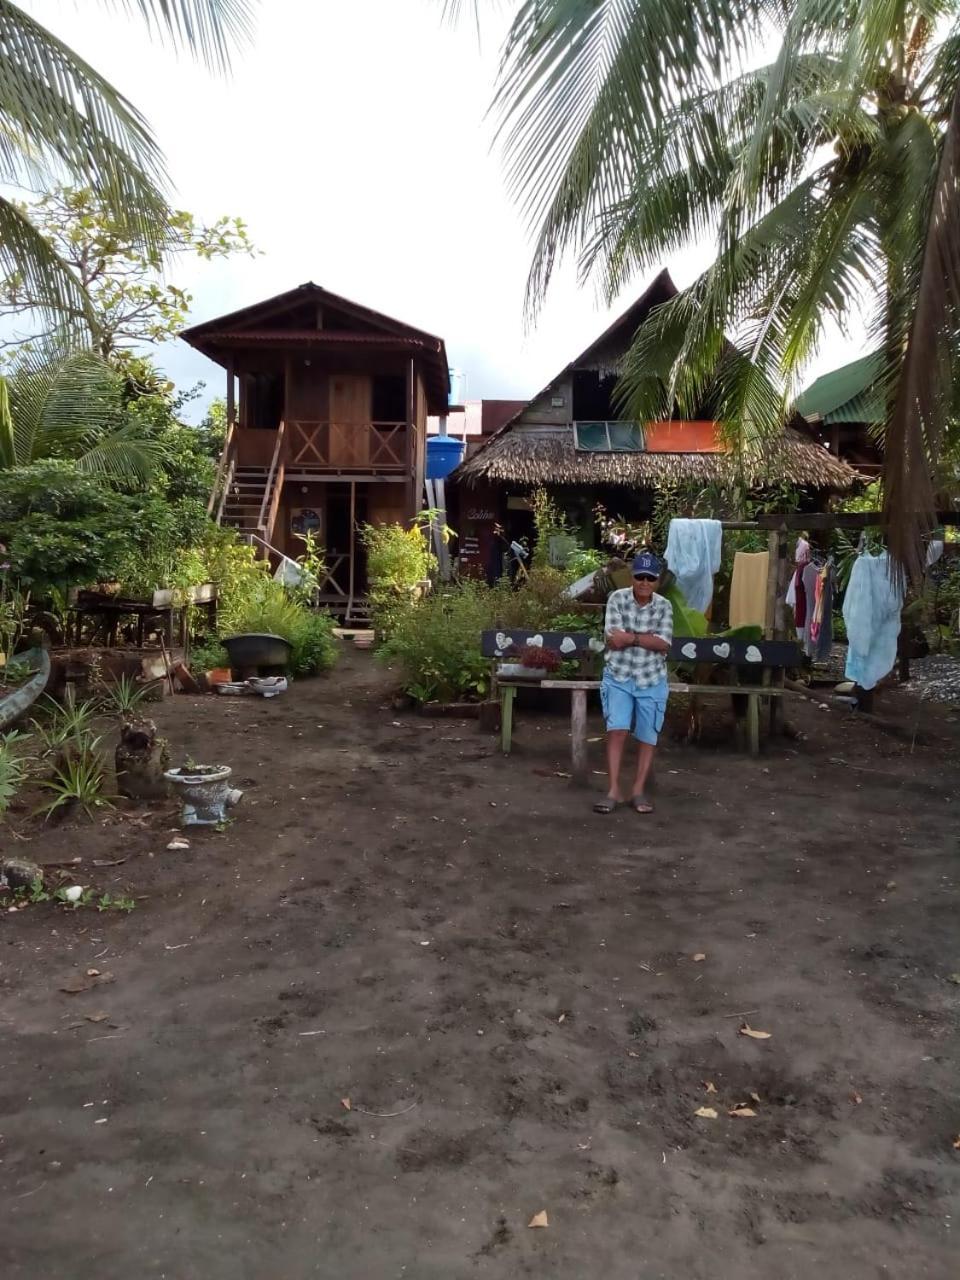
left=163, top=764, right=243, bottom=826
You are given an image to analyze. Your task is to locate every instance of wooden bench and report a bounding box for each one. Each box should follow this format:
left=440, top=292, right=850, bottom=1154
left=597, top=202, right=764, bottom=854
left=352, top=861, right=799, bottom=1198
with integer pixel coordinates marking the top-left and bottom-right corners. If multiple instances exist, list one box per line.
left=483, top=630, right=804, bottom=778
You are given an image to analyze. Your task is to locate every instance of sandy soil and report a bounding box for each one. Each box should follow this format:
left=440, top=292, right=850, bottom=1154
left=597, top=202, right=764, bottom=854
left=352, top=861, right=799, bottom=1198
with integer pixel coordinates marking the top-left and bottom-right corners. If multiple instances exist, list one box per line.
left=1, top=649, right=958, bottom=1279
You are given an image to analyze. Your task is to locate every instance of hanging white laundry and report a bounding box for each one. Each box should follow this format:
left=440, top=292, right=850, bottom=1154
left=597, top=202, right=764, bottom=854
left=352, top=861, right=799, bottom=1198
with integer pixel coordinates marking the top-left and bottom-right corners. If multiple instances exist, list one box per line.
left=665, top=518, right=722, bottom=613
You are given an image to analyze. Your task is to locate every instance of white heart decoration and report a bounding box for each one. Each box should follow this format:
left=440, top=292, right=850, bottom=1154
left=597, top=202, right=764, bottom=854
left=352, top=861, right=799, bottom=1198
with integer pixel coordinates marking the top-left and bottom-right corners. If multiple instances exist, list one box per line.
left=681, top=642, right=698, bottom=659
left=712, top=642, right=731, bottom=659
left=559, top=636, right=576, bottom=655
left=528, top=634, right=544, bottom=648
left=495, top=632, right=509, bottom=650
left=588, top=637, right=605, bottom=653
left=494, top=649, right=503, bottom=658
left=745, top=645, right=762, bottom=663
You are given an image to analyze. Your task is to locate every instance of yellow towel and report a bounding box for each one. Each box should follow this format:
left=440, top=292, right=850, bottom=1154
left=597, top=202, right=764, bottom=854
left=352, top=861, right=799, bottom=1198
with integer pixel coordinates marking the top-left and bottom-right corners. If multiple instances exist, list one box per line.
left=729, top=551, right=769, bottom=629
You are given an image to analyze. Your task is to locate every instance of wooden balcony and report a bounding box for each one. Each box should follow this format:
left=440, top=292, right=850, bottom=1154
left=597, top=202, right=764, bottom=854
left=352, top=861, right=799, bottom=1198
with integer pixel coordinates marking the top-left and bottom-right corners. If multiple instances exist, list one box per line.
left=288, top=420, right=410, bottom=473
left=233, top=421, right=411, bottom=475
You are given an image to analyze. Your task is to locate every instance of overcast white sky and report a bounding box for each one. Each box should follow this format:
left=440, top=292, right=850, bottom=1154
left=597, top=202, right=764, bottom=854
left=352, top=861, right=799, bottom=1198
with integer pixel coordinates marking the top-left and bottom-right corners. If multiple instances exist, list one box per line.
left=27, top=0, right=863, bottom=419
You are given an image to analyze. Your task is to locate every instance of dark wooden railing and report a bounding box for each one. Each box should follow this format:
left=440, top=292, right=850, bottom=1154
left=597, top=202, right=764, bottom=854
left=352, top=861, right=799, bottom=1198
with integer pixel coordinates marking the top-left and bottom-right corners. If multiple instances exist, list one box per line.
left=286, top=420, right=409, bottom=472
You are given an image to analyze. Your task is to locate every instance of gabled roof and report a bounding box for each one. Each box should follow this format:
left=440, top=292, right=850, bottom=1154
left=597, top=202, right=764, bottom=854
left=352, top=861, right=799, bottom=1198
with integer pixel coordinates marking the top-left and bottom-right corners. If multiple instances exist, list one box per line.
left=180, top=282, right=450, bottom=412
left=795, top=353, right=884, bottom=425
left=454, top=269, right=862, bottom=493
left=457, top=270, right=679, bottom=464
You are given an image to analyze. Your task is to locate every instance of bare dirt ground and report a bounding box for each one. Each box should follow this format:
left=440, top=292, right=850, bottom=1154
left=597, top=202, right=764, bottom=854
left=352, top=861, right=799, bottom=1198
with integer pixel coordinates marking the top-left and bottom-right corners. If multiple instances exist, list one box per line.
left=1, top=648, right=959, bottom=1279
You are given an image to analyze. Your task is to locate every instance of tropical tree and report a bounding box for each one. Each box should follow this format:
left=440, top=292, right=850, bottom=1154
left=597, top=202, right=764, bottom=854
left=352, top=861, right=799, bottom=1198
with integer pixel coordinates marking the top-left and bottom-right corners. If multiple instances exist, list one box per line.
left=0, top=185, right=256, bottom=363
left=0, top=1, right=254, bottom=341
left=0, top=351, right=163, bottom=484
left=463, top=0, right=960, bottom=579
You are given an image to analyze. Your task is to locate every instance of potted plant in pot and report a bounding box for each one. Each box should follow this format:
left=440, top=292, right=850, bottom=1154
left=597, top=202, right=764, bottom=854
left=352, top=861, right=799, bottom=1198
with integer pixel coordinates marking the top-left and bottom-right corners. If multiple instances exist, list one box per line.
left=497, top=643, right=562, bottom=682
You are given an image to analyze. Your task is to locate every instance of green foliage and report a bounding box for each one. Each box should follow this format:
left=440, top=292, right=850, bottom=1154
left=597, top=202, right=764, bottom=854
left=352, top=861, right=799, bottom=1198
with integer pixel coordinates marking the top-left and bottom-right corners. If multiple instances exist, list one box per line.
left=225, top=576, right=338, bottom=677
left=378, top=581, right=493, bottom=703
left=0, top=185, right=257, bottom=364
left=31, top=691, right=101, bottom=756
left=377, top=568, right=600, bottom=703
left=361, top=518, right=436, bottom=589
left=98, top=674, right=150, bottom=717
left=0, top=731, right=30, bottom=814
left=36, top=735, right=113, bottom=821
left=188, top=640, right=230, bottom=673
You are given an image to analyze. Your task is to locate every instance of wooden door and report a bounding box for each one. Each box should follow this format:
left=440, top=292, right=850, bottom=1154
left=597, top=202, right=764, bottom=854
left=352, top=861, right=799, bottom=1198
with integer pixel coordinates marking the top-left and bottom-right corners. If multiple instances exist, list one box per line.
left=328, top=375, right=371, bottom=468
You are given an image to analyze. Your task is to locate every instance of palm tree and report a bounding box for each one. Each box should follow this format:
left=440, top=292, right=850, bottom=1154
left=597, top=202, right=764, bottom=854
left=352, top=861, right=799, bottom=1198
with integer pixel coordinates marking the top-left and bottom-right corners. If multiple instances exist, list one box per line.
left=470, top=0, right=960, bottom=580
left=0, top=1, right=254, bottom=341
left=0, top=351, right=164, bottom=484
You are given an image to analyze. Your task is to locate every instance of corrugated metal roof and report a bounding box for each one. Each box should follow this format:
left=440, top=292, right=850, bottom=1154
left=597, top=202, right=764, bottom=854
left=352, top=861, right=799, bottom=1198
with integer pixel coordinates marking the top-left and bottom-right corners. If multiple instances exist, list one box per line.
left=795, top=354, right=884, bottom=424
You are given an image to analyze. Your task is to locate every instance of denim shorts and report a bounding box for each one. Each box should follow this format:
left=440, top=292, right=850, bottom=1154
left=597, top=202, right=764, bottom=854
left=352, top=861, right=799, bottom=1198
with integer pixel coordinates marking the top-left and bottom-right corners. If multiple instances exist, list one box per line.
left=601, top=672, right=669, bottom=745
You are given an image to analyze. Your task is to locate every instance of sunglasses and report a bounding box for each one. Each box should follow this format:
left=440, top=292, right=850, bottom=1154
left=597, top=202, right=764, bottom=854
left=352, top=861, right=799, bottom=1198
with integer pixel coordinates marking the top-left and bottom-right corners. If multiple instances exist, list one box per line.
left=633, top=573, right=658, bottom=582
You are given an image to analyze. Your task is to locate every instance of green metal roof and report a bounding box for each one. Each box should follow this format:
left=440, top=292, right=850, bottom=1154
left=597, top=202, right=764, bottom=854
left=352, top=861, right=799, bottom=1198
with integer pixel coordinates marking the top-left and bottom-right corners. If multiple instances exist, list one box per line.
left=795, top=353, right=884, bottom=425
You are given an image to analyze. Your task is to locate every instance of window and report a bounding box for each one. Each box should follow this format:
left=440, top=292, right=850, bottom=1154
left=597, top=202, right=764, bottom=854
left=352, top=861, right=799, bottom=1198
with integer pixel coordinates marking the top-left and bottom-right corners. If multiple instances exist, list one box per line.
left=573, top=420, right=646, bottom=452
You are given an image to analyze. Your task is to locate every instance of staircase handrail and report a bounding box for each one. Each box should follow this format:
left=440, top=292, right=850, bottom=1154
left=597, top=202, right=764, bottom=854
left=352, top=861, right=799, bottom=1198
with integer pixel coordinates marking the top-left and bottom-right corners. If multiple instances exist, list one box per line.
left=258, top=420, right=285, bottom=534
left=207, top=419, right=237, bottom=516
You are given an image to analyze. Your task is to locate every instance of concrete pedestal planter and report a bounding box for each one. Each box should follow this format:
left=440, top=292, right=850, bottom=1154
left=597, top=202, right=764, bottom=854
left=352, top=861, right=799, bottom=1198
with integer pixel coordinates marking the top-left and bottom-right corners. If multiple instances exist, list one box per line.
left=164, top=764, right=243, bottom=826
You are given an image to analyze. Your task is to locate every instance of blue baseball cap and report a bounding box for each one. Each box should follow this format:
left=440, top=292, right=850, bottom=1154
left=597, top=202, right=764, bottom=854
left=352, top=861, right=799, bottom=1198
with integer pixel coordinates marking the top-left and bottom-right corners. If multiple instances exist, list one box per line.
left=632, top=551, right=661, bottom=578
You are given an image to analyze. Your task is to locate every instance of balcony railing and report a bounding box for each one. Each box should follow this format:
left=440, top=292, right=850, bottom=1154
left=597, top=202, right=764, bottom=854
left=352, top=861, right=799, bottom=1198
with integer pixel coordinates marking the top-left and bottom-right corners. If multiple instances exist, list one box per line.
left=286, top=420, right=409, bottom=472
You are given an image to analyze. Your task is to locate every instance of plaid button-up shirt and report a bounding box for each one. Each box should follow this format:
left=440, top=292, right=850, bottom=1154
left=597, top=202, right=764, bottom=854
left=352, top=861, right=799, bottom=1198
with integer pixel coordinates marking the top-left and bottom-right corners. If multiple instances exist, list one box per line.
left=603, top=588, right=674, bottom=688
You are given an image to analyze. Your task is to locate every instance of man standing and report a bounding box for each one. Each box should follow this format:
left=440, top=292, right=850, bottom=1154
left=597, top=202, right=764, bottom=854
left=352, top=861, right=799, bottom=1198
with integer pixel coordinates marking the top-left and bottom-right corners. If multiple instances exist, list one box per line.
left=594, top=551, right=673, bottom=814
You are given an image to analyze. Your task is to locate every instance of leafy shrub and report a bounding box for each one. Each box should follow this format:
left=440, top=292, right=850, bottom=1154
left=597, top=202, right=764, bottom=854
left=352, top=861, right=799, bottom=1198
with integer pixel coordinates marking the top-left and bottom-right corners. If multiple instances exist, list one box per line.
left=188, top=640, right=230, bottom=673
left=224, top=577, right=338, bottom=677
left=361, top=519, right=435, bottom=589
left=378, top=581, right=492, bottom=703
left=0, top=731, right=30, bottom=814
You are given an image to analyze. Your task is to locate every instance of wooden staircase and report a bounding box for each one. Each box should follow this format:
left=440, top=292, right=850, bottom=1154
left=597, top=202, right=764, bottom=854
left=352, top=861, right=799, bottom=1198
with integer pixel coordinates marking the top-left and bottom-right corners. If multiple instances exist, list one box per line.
left=220, top=467, right=269, bottom=535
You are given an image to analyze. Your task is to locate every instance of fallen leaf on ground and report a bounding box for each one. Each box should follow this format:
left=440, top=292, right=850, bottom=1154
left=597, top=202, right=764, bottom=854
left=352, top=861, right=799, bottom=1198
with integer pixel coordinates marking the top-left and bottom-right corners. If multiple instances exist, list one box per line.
left=340, top=1098, right=351, bottom=1111
left=694, top=1107, right=718, bottom=1119
left=739, top=1024, right=772, bottom=1040
left=554, top=771, right=572, bottom=779
left=947, top=974, right=960, bottom=985
left=692, top=953, right=706, bottom=962
left=703, top=1081, right=717, bottom=1094
left=729, top=1106, right=756, bottom=1118
left=749, top=1091, right=762, bottom=1105
left=528, top=1210, right=549, bottom=1228
left=85, top=1012, right=109, bottom=1023
left=557, top=1013, right=566, bottom=1024
left=166, top=839, right=190, bottom=851
left=953, top=1135, right=960, bottom=1150
left=850, top=1092, right=863, bottom=1105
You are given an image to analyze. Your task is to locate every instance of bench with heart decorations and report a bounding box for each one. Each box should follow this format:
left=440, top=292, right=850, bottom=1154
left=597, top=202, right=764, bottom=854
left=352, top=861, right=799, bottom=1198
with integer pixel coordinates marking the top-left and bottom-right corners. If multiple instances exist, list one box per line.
left=482, top=630, right=800, bottom=668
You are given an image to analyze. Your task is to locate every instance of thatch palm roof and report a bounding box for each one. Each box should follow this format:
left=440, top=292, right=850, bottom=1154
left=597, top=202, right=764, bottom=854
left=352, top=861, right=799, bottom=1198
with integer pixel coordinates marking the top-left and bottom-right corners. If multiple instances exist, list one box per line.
left=456, top=422, right=862, bottom=490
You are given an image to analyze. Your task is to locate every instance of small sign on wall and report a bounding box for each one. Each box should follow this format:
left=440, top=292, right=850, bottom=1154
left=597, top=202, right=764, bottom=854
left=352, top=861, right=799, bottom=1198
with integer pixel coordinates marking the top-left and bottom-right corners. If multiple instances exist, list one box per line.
left=291, top=508, right=322, bottom=537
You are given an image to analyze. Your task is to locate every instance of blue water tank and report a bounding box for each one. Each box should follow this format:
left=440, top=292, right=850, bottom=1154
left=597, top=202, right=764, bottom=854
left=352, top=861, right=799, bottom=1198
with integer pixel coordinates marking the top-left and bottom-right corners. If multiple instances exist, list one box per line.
left=426, top=434, right=465, bottom=480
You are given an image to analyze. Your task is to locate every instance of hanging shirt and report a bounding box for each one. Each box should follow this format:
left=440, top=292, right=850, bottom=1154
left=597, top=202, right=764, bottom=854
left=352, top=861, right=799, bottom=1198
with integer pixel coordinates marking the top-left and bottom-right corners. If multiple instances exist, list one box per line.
left=843, top=552, right=906, bottom=690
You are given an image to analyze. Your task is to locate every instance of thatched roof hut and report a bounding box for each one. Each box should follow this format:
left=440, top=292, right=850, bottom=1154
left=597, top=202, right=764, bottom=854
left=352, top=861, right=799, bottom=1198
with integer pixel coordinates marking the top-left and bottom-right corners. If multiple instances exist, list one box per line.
left=455, top=270, right=862, bottom=495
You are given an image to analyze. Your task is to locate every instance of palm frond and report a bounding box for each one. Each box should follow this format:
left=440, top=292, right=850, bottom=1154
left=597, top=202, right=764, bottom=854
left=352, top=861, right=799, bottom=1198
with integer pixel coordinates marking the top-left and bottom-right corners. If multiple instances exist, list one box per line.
left=0, top=195, right=92, bottom=343
left=75, top=421, right=165, bottom=485
left=102, top=0, right=256, bottom=71
left=493, top=0, right=773, bottom=314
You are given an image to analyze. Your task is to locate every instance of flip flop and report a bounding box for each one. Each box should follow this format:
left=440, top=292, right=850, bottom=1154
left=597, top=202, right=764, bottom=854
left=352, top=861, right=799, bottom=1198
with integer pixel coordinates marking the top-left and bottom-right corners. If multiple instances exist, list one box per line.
left=593, top=797, right=622, bottom=814
left=630, top=794, right=654, bottom=814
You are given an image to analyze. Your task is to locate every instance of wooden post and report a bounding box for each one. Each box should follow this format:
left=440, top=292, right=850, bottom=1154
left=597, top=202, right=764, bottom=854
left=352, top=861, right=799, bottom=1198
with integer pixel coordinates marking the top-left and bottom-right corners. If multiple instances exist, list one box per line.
left=768, top=527, right=783, bottom=637
left=347, top=480, right=356, bottom=621
left=226, top=355, right=235, bottom=427
left=405, top=357, right=416, bottom=519
left=500, top=686, right=516, bottom=754
left=571, top=688, right=588, bottom=783
left=746, top=693, right=760, bottom=756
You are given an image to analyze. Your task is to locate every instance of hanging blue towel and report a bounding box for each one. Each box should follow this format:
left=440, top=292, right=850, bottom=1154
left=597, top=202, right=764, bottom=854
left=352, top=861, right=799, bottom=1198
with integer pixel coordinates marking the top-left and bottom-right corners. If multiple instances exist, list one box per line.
left=843, top=552, right=905, bottom=691
left=665, top=518, right=723, bottom=613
